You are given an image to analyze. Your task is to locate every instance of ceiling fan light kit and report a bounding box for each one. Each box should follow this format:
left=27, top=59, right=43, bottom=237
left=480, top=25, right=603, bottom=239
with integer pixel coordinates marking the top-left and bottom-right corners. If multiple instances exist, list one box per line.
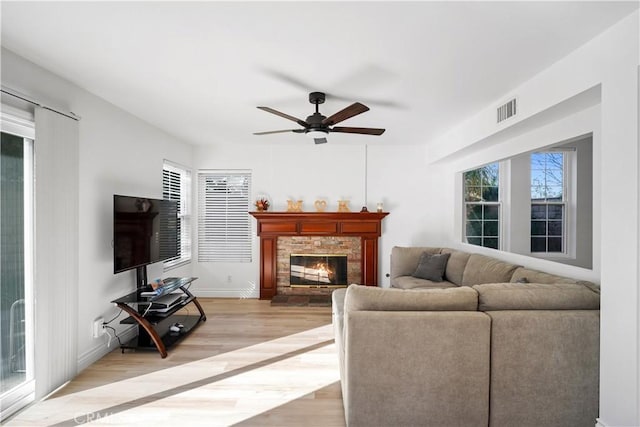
left=305, top=129, right=329, bottom=144
left=254, top=92, right=385, bottom=144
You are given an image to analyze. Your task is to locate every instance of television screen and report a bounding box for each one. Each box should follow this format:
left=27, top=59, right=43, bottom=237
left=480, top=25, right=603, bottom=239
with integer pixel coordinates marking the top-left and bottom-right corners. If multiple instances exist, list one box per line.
left=113, top=194, right=179, bottom=274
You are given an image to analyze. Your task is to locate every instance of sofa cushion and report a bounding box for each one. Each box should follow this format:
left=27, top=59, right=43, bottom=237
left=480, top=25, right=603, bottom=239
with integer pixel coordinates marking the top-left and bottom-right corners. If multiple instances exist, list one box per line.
left=393, top=276, right=457, bottom=290
left=486, top=310, right=599, bottom=426
left=511, top=267, right=579, bottom=285
left=390, top=246, right=441, bottom=281
left=346, top=310, right=490, bottom=427
left=412, top=252, right=450, bottom=282
left=440, top=248, right=472, bottom=285
left=344, top=284, right=478, bottom=312
left=461, top=254, right=520, bottom=286
left=473, top=283, right=600, bottom=311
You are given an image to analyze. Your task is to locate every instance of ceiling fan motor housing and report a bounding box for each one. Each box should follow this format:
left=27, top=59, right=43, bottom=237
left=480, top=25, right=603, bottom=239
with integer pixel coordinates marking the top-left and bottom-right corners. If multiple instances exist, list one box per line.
left=306, top=112, right=327, bottom=127
left=309, top=92, right=326, bottom=105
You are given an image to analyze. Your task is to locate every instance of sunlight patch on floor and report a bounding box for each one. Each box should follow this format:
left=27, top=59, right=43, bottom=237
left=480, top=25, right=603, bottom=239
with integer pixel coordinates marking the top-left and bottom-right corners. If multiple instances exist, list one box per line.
left=6, top=324, right=339, bottom=426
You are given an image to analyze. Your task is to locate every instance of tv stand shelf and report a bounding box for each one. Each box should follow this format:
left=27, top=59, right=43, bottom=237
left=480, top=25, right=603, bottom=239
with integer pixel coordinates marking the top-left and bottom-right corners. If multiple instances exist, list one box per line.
left=111, top=277, right=206, bottom=358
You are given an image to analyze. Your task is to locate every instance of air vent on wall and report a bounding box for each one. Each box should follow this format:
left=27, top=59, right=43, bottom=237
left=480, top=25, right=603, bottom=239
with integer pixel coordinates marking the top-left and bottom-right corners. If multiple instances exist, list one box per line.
left=497, top=98, right=517, bottom=123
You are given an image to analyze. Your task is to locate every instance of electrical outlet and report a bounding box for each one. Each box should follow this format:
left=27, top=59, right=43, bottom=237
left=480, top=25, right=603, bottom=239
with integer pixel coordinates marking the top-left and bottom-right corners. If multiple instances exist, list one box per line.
left=227, top=275, right=232, bottom=283
left=92, top=318, right=105, bottom=338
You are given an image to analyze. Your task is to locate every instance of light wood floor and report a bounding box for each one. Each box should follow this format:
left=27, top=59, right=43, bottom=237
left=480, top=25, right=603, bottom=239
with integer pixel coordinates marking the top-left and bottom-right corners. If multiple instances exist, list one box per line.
left=6, top=299, right=345, bottom=426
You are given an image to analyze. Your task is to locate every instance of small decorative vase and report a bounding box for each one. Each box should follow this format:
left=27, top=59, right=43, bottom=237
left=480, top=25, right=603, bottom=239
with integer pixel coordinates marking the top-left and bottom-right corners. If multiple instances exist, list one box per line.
left=255, top=197, right=270, bottom=212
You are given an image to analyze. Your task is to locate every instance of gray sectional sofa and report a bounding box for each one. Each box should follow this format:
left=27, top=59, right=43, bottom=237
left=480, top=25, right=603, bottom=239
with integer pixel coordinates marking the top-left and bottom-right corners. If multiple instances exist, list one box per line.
left=332, top=246, right=600, bottom=427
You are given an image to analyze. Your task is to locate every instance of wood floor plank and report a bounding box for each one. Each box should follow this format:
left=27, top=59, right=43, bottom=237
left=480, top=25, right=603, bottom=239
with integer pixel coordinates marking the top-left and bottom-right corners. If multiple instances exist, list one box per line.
left=6, top=298, right=346, bottom=426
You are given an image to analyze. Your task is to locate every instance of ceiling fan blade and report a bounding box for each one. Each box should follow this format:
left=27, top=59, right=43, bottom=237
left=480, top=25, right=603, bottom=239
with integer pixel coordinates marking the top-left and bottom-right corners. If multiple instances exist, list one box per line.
left=314, top=137, right=328, bottom=145
left=331, top=126, right=386, bottom=135
left=253, top=129, right=304, bottom=135
left=257, top=106, right=309, bottom=128
left=322, top=102, right=369, bottom=126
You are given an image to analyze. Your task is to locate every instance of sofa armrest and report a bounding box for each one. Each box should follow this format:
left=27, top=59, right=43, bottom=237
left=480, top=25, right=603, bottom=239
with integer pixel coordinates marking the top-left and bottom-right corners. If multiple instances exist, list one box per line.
left=344, top=310, right=490, bottom=427
left=331, top=287, right=347, bottom=399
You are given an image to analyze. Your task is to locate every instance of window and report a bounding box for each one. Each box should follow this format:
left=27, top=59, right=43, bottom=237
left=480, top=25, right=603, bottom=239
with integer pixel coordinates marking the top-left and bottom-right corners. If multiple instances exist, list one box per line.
left=162, top=161, right=191, bottom=269
left=1, top=108, right=35, bottom=419
left=198, top=171, right=252, bottom=262
left=458, top=136, right=590, bottom=268
left=530, top=152, right=565, bottom=253
left=463, top=163, right=500, bottom=249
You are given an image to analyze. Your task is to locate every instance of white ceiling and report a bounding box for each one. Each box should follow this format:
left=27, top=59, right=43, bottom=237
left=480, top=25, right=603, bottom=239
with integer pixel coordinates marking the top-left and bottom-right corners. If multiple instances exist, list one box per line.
left=1, top=1, right=638, bottom=146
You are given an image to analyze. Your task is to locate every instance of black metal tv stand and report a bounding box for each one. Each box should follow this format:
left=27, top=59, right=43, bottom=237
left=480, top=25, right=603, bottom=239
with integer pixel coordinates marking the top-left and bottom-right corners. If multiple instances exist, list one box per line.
left=111, top=277, right=206, bottom=358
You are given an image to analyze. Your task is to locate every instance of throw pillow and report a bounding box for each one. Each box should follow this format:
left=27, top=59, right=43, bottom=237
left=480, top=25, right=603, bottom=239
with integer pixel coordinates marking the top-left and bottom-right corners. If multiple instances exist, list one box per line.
left=412, top=252, right=451, bottom=282
left=516, top=277, right=530, bottom=283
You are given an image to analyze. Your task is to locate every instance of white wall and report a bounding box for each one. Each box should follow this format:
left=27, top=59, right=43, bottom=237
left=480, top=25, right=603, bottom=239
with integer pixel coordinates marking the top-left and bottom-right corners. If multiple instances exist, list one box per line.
left=425, top=11, right=639, bottom=427
left=191, top=143, right=430, bottom=296
left=1, top=48, right=194, bottom=373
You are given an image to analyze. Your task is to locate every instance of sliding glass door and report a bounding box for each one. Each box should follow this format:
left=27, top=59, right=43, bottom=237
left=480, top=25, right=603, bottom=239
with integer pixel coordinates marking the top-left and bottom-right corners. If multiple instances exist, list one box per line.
left=1, top=117, right=35, bottom=420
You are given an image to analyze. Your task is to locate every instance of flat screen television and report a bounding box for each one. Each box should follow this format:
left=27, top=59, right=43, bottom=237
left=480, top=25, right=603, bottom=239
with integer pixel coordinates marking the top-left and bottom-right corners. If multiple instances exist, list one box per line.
left=113, top=194, right=179, bottom=275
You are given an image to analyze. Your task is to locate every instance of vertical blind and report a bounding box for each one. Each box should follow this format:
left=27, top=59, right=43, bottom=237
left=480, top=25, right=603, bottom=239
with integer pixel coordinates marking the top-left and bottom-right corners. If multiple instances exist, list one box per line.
left=198, top=171, right=252, bottom=262
left=33, top=107, right=79, bottom=399
left=162, top=161, right=191, bottom=267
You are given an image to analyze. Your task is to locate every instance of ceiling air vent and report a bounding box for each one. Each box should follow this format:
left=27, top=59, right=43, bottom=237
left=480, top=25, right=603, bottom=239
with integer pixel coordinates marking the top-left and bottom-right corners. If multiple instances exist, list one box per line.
left=497, top=98, right=517, bottom=123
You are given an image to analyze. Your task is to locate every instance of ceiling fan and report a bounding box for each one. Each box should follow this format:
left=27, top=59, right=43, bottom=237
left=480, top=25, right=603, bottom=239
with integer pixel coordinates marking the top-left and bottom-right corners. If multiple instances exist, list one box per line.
left=254, top=92, right=385, bottom=144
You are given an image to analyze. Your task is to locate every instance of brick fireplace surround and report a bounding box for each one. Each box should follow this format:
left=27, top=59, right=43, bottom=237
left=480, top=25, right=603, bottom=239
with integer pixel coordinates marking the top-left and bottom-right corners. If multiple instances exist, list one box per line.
left=250, top=211, right=389, bottom=299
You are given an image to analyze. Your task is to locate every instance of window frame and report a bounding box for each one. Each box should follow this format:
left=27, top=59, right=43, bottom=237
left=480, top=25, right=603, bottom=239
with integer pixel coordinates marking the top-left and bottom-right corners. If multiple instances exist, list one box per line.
left=162, top=160, right=192, bottom=270
left=529, top=150, right=573, bottom=257
left=462, top=162, right=502, bottom=250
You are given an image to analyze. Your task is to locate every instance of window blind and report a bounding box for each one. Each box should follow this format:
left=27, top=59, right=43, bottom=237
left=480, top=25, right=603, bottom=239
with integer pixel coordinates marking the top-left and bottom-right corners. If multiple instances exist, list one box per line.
left=198, top=171, right=252, bottom=262
left=163, top=161, right=192, bottom=268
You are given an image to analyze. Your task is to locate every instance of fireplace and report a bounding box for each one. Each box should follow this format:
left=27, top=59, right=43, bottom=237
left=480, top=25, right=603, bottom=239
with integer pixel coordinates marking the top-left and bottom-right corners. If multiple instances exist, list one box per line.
left=290, top=254, right=348, bottom=287
left=250, top=211, right=388, bottom=299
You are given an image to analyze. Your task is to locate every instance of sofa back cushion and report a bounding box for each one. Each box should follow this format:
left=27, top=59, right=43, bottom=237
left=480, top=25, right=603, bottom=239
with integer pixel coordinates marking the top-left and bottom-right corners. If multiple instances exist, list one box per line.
left=473, top=283, right=600, bottom=311
left=511, top=267, right=600, bottom=294
left=460, top=254, right=520, bottom=286
left=440, top=248, right=472, bottom=285
left=344, top=284, right=478, bottom=312
left=390, top=246, right=441, bottom=283
left=511, top=267, right=578, bottom=285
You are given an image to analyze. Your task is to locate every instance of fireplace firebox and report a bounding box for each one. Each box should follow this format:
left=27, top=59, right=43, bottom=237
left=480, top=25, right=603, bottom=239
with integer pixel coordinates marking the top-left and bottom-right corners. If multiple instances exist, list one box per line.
left=290, top=254, right=348, bottom=287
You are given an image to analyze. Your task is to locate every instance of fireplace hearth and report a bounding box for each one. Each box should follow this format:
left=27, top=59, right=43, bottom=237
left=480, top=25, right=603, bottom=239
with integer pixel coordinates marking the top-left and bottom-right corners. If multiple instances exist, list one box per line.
left=290, top=254, right=348, bottom=287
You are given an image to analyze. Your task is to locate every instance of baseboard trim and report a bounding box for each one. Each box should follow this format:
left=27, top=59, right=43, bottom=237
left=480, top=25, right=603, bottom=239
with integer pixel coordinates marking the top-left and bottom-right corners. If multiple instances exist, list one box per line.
left=0, top=390, right=35, bottom=423
left=189, top=288, right=259, bottom=298
left=595, top=418, right=608, bottom=427
left=77, top=326, right=137, bottom=372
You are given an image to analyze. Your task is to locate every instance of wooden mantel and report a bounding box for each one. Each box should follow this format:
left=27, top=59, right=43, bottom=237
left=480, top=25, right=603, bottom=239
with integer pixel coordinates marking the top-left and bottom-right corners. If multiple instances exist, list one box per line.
left=250, top=211, right=389, bottom=299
